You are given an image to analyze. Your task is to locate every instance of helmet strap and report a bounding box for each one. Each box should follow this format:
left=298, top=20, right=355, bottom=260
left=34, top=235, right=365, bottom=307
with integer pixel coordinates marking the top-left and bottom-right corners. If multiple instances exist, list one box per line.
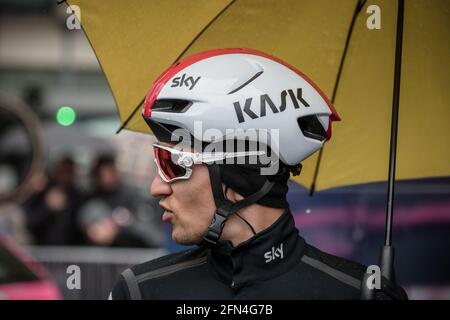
left=224, top=185, right=257, bottom=236
left=203, top=164, right=275, bottom=246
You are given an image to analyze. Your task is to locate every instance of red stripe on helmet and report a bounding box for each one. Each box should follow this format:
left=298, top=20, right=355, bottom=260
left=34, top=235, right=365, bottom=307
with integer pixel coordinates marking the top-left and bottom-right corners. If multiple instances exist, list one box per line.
left=326, top=118, right=333, bottom=140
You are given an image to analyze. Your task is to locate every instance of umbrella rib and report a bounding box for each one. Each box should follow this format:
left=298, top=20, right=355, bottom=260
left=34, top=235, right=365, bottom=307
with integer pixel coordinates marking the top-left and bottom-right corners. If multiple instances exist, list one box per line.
left=116, top=98, right=145, bottom=134
left=330, top=0, right=367, bottom=104
left=309, top=0, right=367, bottom=195
left=116, top=0, right=237, bottom=134
left=173, top=0, right=237, bottom=62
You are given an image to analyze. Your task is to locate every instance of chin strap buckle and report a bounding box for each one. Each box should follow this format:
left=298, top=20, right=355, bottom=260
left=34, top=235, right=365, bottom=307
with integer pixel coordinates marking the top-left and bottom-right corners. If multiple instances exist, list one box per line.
left=203, top=207, right=231, bottom=246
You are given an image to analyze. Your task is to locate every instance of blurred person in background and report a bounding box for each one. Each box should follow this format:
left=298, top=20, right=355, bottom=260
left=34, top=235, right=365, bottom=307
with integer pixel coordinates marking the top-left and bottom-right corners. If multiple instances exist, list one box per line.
left=79, top=154, right=165, bottom=247
left=23, top=156, right=84, bottom=245
left=88, top=154, right=135, bottom=211
left=78, top=199, right=154, bottom=247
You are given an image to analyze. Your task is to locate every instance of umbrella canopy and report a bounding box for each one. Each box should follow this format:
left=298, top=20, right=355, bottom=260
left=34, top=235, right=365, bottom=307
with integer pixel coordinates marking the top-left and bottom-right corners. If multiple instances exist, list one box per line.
left=68, top=0, right=450, bottom=190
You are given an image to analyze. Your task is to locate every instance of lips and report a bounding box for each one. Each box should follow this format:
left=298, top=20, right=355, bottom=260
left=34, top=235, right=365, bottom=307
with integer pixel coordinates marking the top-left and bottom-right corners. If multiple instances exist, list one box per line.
left=160, top=202, right=175, bottom=222
left=162, top=210, right=175, bottom=222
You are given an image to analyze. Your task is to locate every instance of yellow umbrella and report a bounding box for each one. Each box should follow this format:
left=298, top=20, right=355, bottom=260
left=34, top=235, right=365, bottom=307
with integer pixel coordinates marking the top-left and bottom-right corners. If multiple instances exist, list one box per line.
left=67, top=0, right=449, bottom=191
left=66, top=0, right=448, bottom=292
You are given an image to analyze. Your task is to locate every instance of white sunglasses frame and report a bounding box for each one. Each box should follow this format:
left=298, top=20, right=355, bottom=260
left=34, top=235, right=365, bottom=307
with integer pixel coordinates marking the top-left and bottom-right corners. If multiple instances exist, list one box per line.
left=153, top=143, right=266, bottom=183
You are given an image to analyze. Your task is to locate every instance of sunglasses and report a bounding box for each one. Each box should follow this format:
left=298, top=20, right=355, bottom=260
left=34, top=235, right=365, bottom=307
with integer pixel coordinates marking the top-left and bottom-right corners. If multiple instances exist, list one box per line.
left=153, top=143, right=265, bottom=183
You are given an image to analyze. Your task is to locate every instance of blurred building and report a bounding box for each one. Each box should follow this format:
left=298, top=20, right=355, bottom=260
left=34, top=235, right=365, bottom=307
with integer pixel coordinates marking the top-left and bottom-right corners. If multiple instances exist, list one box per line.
left=0, top=0, right=159, bottom=194
left=0, top=1, right=166, bottom=299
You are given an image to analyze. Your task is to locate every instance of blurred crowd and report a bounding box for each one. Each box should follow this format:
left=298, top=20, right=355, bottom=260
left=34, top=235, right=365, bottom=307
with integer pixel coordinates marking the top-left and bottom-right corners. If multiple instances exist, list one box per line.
left=0, top=154, right=165, bottom=248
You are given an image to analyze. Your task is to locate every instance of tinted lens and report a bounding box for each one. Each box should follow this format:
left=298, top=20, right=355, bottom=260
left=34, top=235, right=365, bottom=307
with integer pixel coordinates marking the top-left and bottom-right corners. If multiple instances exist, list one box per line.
left=153, top=145, right=187, bottom=181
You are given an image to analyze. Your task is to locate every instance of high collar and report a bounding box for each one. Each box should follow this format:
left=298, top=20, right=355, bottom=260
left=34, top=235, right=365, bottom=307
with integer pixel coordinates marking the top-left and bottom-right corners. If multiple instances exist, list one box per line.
left=206, top=208, right=305, bottom=288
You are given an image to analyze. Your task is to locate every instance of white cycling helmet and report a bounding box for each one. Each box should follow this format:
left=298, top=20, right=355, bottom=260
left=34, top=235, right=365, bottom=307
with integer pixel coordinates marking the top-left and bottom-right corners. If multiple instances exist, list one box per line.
left=143, top=48, right=341, bottom=245
left=143, top=48, right=340, bottom=166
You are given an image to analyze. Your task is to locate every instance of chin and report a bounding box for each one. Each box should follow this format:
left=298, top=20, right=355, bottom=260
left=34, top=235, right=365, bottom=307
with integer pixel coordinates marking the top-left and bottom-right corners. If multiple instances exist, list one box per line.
left=172, top=230, right=203, bottom=245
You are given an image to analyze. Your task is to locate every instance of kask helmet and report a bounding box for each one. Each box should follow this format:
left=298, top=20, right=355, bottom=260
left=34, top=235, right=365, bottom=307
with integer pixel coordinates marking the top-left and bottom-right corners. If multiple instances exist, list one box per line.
left=143, top=48, right=340, bottom=245
left=143, top=48, right=340, bottom=167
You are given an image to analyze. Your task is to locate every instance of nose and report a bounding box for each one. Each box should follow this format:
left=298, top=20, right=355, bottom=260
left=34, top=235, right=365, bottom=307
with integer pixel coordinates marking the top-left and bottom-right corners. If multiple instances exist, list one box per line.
left=150, top=175, right=172, bottom=197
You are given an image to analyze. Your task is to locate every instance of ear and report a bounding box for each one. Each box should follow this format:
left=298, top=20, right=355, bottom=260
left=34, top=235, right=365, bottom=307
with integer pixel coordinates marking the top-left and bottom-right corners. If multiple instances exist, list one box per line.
left=222, top=184, right=245, bottom=202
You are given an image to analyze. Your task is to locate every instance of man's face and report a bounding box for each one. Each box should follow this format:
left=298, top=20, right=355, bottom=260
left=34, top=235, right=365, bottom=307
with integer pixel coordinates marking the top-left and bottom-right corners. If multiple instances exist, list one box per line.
left=150, top=155, right=215, bottom=245
left=98, top=164, right=119, bottom=191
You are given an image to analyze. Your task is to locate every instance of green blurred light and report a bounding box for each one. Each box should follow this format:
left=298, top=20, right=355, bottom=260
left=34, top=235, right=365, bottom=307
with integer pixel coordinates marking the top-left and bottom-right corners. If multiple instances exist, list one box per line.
left=56, top=106, right=76, bottom=126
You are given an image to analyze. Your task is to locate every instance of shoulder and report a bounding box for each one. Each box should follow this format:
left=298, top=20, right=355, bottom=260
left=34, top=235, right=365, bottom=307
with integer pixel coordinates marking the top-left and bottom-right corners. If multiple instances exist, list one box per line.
left=297, top=243, right=365, bottom=299
left=131, top=245, right=208, bottom=276
left=300, top=244, right=365, bottom=300
left=110, top=246, right=208, bottom=300
left=302, top=243, right=367, bottom=285
left=301, top=243, right=407, bottom=300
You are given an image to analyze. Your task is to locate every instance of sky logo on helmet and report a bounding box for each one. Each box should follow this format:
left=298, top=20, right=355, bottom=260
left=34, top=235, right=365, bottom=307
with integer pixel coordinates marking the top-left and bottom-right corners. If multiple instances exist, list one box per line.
left=233, top=88, right=310, bottom=123
left=171, top=74, right=201, bottom=90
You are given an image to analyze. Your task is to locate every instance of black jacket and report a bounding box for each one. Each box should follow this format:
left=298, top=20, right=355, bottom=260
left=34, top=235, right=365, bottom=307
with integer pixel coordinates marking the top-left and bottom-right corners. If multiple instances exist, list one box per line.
left=111, top=209, right=405, bottom=299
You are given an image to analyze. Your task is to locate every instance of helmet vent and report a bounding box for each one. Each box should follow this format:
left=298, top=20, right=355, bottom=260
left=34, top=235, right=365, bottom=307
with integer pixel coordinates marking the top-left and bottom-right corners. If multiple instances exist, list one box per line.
left=297, top=116, right=327, bottom=141
left=152, top=99, right=192, bottom=113
left=227, top=71, right=264, bottom=95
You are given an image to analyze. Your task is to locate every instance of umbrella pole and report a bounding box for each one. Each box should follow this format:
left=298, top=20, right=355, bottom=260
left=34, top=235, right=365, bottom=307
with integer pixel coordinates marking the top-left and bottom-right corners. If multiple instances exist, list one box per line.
left=361, top=0, right=404, bottom=300
left=381, top=0, right=404, bottom=284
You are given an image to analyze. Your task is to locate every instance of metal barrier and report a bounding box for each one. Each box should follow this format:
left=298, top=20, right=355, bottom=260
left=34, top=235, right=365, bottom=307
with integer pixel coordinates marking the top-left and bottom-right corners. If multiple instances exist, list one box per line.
left=26, top=246, right=167, bottom=300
